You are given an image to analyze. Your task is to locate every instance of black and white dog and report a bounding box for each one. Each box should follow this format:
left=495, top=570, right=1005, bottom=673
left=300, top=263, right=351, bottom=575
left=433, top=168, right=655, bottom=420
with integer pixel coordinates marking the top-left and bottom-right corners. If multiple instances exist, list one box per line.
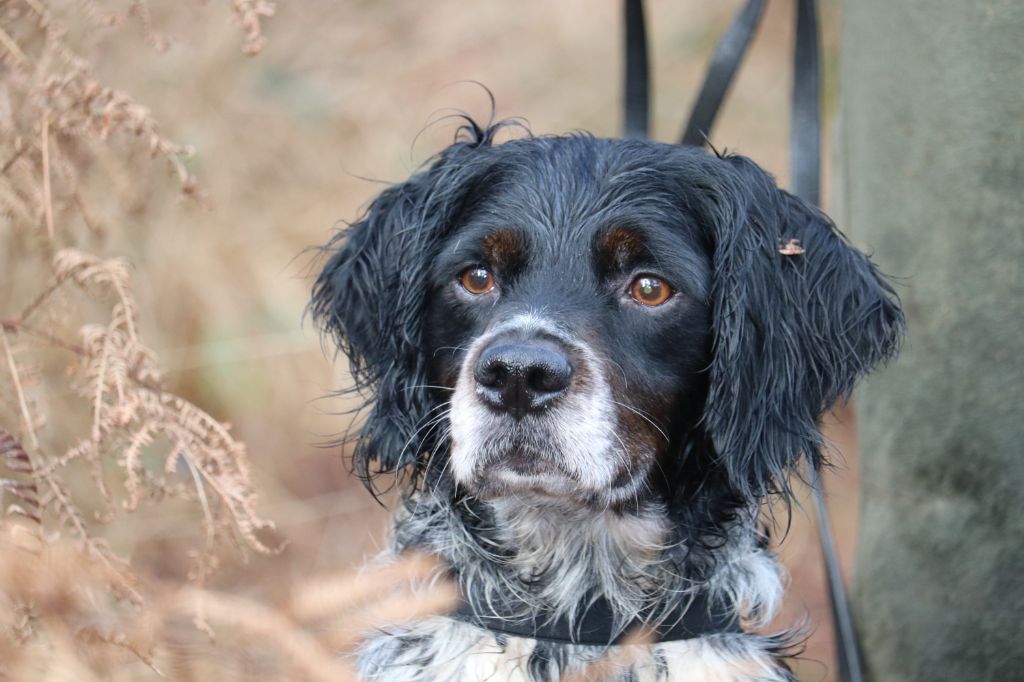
left=312, top=120, right=902, bottom=681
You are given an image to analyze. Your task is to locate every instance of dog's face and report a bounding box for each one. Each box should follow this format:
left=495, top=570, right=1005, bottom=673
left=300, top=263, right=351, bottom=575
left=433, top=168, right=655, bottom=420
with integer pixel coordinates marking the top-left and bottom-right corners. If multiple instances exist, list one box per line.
left=312, top=125, right=902, bottom=509
left=423, top=150, right=713, bottom=506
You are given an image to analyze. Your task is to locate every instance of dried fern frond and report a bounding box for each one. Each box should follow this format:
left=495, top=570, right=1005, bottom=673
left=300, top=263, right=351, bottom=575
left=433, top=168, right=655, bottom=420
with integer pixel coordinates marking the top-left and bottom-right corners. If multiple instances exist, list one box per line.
left=0, top=6, right=205, bottom=232
left=6, top=250, right=277, bottom=578
left=0, top=525, right=154, bottom=677
left=1, top=0, right=278, bottom=236
left=0, top=0, right=279, bottom=653
left=291, top=551, right=446, bottom=622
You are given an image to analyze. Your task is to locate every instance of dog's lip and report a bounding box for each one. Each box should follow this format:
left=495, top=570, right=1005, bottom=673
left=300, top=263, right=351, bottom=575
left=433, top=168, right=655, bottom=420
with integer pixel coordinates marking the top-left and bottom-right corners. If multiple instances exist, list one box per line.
left=479, top=441, right=555, bottom=470
left=468, top=437, right=569, bottom=475
left=479, top=466, right=580, bottom=496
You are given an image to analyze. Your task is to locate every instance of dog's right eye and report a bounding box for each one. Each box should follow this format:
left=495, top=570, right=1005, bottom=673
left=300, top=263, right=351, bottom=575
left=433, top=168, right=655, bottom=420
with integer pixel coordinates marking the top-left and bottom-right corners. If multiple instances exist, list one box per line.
left=459, top=266, right=495, bottom=295
left=629, top=274, right=673, bottom=307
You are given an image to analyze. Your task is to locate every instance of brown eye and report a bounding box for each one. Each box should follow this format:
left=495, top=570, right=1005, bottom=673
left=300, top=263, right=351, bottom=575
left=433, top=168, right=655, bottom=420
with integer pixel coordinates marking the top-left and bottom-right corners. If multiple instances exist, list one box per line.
left=460, top=266, right=495, bottom=295
left=629, top=275, right=672, bottom=307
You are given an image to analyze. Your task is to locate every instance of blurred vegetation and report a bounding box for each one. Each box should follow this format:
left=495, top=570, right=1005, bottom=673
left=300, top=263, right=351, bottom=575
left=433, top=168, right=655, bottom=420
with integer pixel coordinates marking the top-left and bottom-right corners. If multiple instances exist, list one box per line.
left=0, top=1, right=852, bottom=679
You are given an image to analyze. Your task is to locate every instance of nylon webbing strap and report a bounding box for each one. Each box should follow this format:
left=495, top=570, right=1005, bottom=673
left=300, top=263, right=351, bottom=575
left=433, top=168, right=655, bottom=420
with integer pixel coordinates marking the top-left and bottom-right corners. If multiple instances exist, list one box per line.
left=623, top=0, right=650, bottom=138
left=810, top=467, right=863, bottom=682
left=681, top=0, right=767, bottom=146
left=791, top=0, right=822, bottom=205
left=622, top=2, right=863, bottom=681
left=790, top=2, right=862, bottom=680
left=455, top=589, right=740, bottom=646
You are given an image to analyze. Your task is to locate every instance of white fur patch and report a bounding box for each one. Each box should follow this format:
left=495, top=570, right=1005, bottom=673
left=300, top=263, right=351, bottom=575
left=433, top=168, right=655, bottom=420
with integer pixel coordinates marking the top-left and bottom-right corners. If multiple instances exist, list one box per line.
left=360, top=618, right=537, bottom=681
left=480, top=498, right=672, bottom=625
left=705, top=528, right=784, bottom=629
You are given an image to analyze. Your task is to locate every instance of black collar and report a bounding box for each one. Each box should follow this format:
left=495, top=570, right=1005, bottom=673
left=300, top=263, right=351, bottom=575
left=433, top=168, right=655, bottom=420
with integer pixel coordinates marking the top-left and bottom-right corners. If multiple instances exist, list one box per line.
left=454, top=588, right=740, bottom=647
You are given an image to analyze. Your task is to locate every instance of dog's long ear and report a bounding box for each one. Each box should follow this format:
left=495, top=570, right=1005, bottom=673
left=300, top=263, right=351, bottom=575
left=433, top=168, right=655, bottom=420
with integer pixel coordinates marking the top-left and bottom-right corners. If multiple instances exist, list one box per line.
left=702, top=155, right=903, bottom=501
left=310, top=136, right=490, bottom=489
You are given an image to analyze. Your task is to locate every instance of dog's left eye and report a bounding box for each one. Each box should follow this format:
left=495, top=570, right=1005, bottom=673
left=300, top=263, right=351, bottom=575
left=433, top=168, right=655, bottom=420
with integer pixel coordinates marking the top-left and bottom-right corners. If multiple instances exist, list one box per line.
left=629, top=275, right=673, bottom=307
left=459, top=266, right=495, bottom=295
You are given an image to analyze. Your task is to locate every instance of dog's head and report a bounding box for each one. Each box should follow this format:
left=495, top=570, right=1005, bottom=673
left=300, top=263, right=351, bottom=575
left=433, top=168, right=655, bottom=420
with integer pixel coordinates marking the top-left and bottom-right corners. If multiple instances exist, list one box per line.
left=312, top=123, right=902, bottom=509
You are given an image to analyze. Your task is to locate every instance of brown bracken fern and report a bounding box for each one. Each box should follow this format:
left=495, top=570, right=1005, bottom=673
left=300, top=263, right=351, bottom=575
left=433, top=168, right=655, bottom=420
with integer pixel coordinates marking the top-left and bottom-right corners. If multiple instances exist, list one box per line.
left=1, top=0, right=276, bottom=557
left=0, top=0, right=284, bottom=675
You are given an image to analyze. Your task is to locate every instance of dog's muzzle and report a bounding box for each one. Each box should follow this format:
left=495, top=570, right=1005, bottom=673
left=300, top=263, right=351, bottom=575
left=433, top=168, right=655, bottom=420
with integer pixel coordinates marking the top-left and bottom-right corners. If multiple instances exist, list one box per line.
left=449, top=313, right=623, bottom=501
left=473, top=338, right=573, bottom=420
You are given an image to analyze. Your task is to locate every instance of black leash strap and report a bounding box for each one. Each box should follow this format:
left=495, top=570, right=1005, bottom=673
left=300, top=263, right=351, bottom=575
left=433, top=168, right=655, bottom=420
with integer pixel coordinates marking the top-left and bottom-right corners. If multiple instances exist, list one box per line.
left=455, top=589, right=739, bottom=646
left=681, top=0, right=767, bottom=146
left=623, top=2, right=863, bottom=680
left=791, top=3, right=862, bottom=680
left=623, top=0, right=650, bottom=138
left=791, top=0, right=822, bottom=206
left=810, top=466, right=863, bottom=682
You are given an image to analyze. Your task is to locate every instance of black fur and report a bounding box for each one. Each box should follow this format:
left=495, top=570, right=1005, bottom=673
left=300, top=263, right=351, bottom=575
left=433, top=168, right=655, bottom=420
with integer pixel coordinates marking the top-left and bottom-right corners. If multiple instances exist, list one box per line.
left=311, top=122, right=902, bottom=508
left=311, top=121, right=902, bottom=680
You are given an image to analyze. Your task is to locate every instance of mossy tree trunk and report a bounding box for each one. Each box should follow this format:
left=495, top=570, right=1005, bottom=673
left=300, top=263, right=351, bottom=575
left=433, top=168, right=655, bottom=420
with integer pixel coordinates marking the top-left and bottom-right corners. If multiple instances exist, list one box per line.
left=839, top=1, right=1024, bottom=680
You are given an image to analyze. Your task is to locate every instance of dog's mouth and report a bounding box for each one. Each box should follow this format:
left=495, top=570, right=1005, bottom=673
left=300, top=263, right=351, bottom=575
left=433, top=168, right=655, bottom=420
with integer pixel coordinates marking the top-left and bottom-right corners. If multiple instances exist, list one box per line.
left=464, top=419, right=581, bottom=479
left=457, top=431, right=598, bottom=502
left=493, top=441, right=548, bottom=476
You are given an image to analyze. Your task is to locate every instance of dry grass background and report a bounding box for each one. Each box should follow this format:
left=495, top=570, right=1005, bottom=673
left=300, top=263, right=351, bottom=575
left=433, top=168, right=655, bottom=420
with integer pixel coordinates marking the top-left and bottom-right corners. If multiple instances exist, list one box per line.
left=0, top=1, right=857, bottom=679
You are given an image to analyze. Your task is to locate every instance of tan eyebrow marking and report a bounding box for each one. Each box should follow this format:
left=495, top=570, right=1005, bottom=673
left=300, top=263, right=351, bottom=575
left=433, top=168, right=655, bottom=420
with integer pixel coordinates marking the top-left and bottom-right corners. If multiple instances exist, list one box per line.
left=482, top=229, right=526, bottom=270
left=597, top=226, right=647, bottom=271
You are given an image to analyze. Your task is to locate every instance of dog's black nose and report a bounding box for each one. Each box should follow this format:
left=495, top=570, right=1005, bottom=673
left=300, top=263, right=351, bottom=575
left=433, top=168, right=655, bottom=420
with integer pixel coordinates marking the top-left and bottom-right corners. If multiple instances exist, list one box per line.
left=474, top=341, right=573, bottom=419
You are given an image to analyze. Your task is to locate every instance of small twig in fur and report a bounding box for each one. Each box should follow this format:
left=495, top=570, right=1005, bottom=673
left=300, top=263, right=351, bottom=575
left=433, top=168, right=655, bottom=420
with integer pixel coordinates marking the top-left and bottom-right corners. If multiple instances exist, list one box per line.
left=778, top=238, right=806, bottom=256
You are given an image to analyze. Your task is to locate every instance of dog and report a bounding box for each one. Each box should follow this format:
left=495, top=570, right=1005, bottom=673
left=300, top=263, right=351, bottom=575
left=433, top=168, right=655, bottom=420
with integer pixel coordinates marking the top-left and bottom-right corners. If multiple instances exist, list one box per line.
left=311, top=119, right=903, bottom=681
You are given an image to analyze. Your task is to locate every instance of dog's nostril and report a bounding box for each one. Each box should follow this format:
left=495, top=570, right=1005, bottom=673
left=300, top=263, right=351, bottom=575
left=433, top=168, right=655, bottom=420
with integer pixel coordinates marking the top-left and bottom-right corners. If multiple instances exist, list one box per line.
left=473, top=341, right=573, bottom=418
left=526, top=361, right=570, bottom=395
left=526, top=366, right=546, bottom=392
left=475, top=359, right=506, bottom=389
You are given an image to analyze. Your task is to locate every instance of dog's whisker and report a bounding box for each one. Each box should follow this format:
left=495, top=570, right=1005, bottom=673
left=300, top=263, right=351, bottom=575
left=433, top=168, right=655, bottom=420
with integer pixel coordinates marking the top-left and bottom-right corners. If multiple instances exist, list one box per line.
left=403, top=384, right=456, bottom=393
left=432, top=345, right=471, bottom=359
left=392, top=408, right=452, bottom=469
left=611, top=399, right=670, bottom=444
left=607, top=358, right=630, bottom=391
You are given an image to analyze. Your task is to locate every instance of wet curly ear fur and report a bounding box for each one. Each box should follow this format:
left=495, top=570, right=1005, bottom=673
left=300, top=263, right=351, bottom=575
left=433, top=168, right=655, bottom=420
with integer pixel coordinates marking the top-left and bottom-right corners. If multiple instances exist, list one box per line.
left=702, top=154, right=904, bottom=501
left=310, top=125, right=498, bottom=489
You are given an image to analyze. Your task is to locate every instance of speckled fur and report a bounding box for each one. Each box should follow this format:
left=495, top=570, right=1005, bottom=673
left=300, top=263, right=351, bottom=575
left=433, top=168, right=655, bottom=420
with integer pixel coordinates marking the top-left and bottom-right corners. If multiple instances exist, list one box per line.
left=358, top=490, right=794, bottom=682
